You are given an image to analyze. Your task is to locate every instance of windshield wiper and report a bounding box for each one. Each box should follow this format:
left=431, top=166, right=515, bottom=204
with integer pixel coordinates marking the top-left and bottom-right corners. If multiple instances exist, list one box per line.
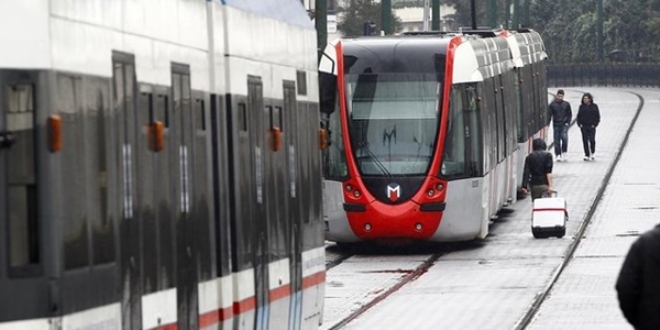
left=357, top=142, right=392, bottom=177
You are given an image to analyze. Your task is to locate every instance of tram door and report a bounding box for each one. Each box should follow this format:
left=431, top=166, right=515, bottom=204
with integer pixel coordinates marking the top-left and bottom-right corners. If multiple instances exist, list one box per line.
left=172, top=65, right=199, bottom=329
left=248, top=77, right=270, bottom=329
left=113, top=53, right=143, bottom=330
left=284, top=81, right=303, bottom=330
left=1, top=72, right=47, bottom=322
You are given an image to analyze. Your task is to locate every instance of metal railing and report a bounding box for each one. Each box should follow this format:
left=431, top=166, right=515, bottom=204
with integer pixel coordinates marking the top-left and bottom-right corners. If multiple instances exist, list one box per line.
left=547, top=64, right=660, bottom=88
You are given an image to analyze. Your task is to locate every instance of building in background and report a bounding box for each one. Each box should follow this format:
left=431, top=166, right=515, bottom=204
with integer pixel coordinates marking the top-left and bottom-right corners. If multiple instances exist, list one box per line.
left=396, top=5, right=456, bottom=33
left=304, top=0, right=456, bottom=41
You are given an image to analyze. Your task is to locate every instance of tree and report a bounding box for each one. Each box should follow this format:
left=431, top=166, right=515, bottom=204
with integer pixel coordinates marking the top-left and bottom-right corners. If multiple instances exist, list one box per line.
left=443, top=0, right=517, bottom=28
left=529, top=0, right=660, bottom=64
left=337, top=0, right=403, bottom=37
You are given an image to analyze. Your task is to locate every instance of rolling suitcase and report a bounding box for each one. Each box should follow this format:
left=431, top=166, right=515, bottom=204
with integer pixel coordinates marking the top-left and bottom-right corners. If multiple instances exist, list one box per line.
left=531, top=191, right=568, bottom=239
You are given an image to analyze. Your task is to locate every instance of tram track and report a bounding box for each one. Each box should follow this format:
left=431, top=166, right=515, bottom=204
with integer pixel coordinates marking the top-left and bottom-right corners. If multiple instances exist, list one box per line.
left=513, top=91, right=646, bottom=330
left=326, top=252, right=443, bottom=330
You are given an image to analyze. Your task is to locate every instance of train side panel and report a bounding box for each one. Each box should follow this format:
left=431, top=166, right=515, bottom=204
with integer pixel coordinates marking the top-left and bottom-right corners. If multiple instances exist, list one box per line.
left=0, top=0, right=324, bottom=329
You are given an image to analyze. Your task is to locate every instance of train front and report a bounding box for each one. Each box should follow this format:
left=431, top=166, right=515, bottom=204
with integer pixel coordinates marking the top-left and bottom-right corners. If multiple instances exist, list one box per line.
left=320, top=37, right=452, bottom=243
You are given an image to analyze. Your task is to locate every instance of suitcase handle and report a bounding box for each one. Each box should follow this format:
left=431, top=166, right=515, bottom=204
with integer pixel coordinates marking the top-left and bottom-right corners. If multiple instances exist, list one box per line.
left=542, top=190, right=558, bottom=198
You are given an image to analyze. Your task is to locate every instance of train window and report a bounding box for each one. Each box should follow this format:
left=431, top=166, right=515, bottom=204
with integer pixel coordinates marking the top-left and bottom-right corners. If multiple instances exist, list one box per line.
left=91, top=83, right=115, bottom=266
left=6, top=84, right=40, bottom=274
left=58, top=74, right=91, bottom=270
left=160, top=95, right=170, bottom=127
left=267, top=106, right=282, bottom=130
left=283, top=82, right=298, bottom=199
left=296, top=70, right=307, bottom=96
left=181, top=75, right=192, bottom=129
left=465, top=85, right=483, bottom=177
left=147, top=93, right=154, bottom=123
left=196, top=99, right=206, bottom=131
left=442, top=84, right=483, bottom=178
left=274, top=106, right=282, bottom=131
left=515, top=70, right=526, bottom=142
left=238, top=103, right=247, bottom=132
left=442, top=86, right=466, bottom=177
left=266, top=105, right=273, bottom=128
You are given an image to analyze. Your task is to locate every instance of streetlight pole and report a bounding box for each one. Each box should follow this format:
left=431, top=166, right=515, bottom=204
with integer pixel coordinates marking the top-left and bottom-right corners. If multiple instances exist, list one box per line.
left=423, top=0, right=430, bottom=31
left=487, top=0, right=497, bottom=28
left=597, top=0, right=604, bottom=62
left=505, top=0, right=511, bottom=28
left=513, top=0, right=520, bottom=28
left=382, top=0, right=392, bottom=35
left=431, top=0, right=440, bottom=30
left=315, top=0, right=327, bottom=59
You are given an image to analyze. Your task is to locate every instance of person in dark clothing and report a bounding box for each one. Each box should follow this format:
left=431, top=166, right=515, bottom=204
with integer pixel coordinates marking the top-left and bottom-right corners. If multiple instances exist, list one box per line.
left=521, top=138, right=553, bottom=200
left=548, top=89, right=572, bottom=162
left=615, top=224, right=660, bottom=330
left=577, top=93, right=600, bottom=161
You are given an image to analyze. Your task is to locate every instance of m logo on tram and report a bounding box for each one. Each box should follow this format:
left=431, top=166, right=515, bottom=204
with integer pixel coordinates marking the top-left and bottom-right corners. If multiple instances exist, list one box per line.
left=387, top=183, right=401, bottom=202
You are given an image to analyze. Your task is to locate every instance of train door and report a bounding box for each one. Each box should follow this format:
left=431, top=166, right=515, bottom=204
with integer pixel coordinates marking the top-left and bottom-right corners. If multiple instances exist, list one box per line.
left=283, top=81, right=303, bottom=330
left=0, top=71, right=45, bottom=322
left=113, top=52, right=143, bottom=330
left=248, top=76, right=270, bottom=330
left=172, top=64, right=200, bottom=329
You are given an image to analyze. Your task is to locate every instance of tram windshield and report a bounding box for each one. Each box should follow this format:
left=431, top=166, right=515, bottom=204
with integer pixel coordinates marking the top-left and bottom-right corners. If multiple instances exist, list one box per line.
left=345, top=73, right=441, bottom=176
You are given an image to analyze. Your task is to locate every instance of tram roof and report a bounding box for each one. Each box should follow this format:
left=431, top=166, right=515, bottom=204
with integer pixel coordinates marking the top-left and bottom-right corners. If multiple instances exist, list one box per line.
left=340, top=36, right=453, bottom=75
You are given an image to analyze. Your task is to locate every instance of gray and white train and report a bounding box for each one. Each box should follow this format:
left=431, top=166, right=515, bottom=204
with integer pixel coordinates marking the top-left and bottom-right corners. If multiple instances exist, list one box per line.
left=0, top=0, right=325, bottom=329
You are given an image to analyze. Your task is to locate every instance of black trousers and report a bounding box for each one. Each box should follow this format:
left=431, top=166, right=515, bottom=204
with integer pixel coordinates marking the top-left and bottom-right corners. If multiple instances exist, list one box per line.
left=581, top=126, right=596, bottom=156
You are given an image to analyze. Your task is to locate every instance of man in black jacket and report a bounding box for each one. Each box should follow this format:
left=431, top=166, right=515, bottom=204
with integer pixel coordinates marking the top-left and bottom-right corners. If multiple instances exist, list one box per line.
left=548, top=89, right=572, bottom=162
left=577, top=93, right=601, bottom=161
left=521, top=138, right=553, bottom=200
left=615, top=224, right=660, bottom=330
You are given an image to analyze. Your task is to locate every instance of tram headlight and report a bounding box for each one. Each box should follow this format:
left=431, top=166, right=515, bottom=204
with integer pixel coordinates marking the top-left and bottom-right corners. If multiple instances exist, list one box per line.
left=345, top=184, right=353, bottom=192
left=353, top=190, right=361, bottom=198
left=427, top=189, right=434, bottom=197
left=415, top=223, right=423, bottom=231
left=364, top=223, right=372, bottom=231
left=436, top=183, right=444, bottom=191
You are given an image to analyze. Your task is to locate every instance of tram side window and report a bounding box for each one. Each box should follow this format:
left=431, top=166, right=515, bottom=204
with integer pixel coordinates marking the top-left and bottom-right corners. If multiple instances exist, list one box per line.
left=238, top=103, right=248, bottom=132
left=442, top=84, right=482, bottom=178
left=59, top=74, right=91, bottom=270
left=91, top=80, right=115, bottom=266
left=524, top=66, right=535, bottom=138
left=6, top=84, right=40, bottom=272
left=515, top=70, right=527, bottom=142
left=196, top=99, right=206, bottom=131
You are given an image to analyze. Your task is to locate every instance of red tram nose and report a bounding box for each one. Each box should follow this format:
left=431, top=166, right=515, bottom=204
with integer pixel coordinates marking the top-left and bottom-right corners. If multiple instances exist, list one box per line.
left=346, top=201, right=443, bottom=241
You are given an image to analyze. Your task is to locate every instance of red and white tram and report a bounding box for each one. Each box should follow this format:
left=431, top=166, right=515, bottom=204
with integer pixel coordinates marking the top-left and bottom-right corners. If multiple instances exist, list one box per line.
left=319, top=29, right=548, bottom=243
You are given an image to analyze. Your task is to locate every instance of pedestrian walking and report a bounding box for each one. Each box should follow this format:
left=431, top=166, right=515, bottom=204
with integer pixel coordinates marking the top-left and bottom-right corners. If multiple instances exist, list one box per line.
left=577, top=93, right=600, bottom=161
left=521, top=138, right=554, bottom=200
left=548, top=89, right=572, bottom=162
left=615, top=224, right=660, bottom=330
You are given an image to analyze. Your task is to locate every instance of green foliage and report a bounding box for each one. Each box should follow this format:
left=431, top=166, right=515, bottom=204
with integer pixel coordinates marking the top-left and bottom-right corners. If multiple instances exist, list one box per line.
left=442, top=0, right=660, bottom=63
left=337, top=0, right=403, bottom=37
left=332, top=0, right=660, bottom=62
left=443, top=0, right=520, bottom=28
left=530, top=0, right=660, bottom=64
